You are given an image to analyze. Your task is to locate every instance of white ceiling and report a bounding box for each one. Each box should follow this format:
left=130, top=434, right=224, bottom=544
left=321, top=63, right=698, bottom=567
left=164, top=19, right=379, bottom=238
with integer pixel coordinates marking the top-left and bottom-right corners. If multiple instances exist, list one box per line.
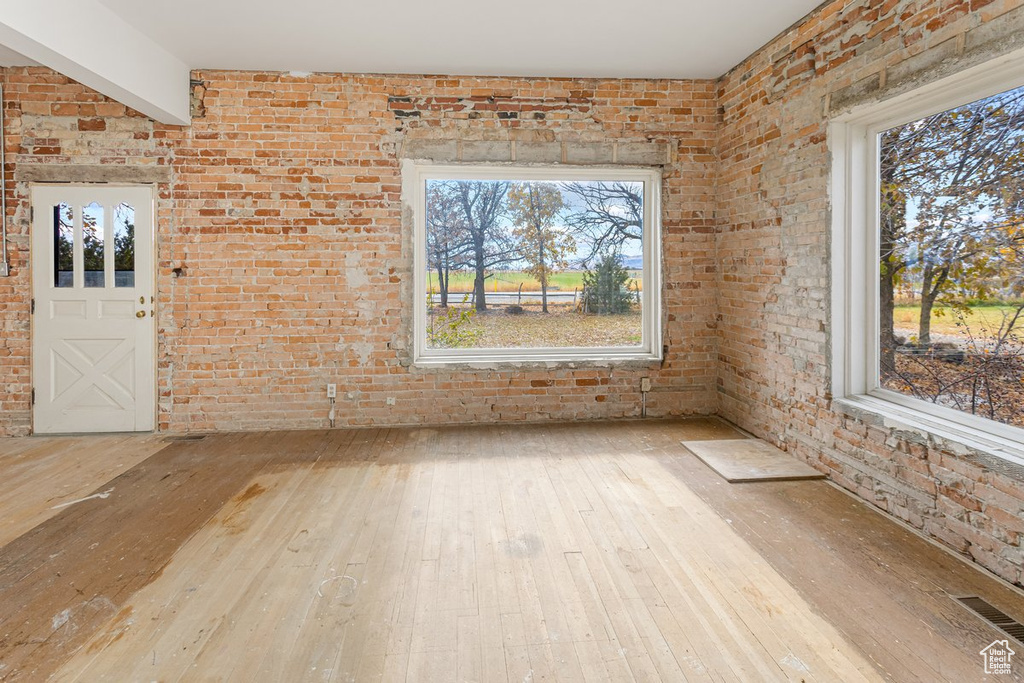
left=92, top=0, right=823, bottom=80
left=0, top=43, right=34, bottom=67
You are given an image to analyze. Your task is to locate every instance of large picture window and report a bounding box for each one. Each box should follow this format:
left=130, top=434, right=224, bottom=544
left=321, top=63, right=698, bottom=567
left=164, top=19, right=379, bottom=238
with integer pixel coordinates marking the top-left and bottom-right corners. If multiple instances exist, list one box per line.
left=879, top=85, right=1024, bottom=428
left=831, top=52, right=1024, bottom=462
left=405, top=163, right=662, bottom=365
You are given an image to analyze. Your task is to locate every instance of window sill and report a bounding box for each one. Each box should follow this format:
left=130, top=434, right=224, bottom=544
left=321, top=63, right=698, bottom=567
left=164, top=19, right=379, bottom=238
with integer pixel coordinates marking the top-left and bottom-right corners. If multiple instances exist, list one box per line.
left=833, top=394, right=1024, bottom=475
left=412, top=350, right=662, bottom=370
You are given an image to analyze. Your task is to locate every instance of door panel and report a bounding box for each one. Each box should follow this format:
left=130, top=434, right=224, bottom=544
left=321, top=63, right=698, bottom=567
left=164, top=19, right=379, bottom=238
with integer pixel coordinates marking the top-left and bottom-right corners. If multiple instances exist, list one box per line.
left=32, top=185, right=155, bottom=434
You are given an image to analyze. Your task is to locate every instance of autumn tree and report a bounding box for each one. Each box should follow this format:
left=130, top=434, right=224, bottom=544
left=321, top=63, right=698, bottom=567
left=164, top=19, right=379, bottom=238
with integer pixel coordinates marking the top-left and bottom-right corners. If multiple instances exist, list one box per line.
left=508, top=182, right=573, bottom=313
left=881, top=86, right=1024, bottom=347
left=561, top=181, right=643, bottom=265
left=425, top=181, right=472, bottom=307
left=449, top=180, right=517, bottom=312
left=879, top=84, right=1024, bottom=425
left=879, top=125, right=915, bottom=372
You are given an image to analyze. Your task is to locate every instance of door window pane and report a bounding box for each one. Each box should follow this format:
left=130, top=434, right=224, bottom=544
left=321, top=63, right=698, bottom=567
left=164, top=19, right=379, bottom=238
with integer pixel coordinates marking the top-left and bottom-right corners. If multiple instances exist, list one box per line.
left=53, top=203, right=74, bottom=288
left=114, top=203, right=135, bottom=288
left=82, top=202, right=105, bottom=288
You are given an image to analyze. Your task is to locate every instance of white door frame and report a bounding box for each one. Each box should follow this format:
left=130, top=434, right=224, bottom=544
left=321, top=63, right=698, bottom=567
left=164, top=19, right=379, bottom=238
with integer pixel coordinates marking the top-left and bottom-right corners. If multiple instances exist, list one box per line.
left=30, top=183, right=157, bottom=434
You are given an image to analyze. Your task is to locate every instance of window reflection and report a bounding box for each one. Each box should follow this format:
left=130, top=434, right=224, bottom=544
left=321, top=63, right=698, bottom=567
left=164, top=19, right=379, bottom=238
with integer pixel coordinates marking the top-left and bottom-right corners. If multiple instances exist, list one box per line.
left=53, top=203, right=73, bottom=288
left=114, top=203, right=135, bottom=288
left=82, top=202, right=104, bottom=288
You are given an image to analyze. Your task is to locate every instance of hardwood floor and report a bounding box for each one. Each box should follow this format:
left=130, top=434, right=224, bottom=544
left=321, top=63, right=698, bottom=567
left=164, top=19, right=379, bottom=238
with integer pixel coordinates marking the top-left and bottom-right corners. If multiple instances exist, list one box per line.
left=0, top=419, right=1021, bottom=681
left=0, top=432, right=168, bottom=548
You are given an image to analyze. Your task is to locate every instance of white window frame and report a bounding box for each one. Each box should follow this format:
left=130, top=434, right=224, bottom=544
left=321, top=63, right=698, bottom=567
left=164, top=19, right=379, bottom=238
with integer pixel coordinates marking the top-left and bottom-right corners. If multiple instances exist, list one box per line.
left=830, top=47, right=1024, bottom=465
left=403, top=160, right=663, bottom=366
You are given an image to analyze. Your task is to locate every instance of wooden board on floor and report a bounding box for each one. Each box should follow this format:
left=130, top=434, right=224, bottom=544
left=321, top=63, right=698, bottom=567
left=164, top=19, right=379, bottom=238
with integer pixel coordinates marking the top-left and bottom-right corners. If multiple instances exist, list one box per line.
left=683, top=438, right=827, bottom=483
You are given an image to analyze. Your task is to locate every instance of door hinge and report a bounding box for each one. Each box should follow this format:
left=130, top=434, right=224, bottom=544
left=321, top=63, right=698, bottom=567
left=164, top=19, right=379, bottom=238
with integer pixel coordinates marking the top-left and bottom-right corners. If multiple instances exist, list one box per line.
left=30, top=298, right=35, bottom=314
left=30, top=206, right=34, bottom=221
left=31, top=388, right=35, bottom=405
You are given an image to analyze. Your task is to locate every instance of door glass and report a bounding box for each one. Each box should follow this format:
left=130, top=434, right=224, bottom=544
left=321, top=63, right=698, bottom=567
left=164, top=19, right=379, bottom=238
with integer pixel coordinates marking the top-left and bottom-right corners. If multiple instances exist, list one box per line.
left=82, top=202, right=105, bottom=288
left=54, top=203, right=74, bottom=288
left=114, top=203, right=135, bottom=288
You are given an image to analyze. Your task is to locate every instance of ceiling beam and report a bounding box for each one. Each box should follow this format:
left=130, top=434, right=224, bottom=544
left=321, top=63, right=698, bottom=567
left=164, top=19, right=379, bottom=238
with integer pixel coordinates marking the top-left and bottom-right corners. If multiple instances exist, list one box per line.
left=0, top=0, right=190, bottom=125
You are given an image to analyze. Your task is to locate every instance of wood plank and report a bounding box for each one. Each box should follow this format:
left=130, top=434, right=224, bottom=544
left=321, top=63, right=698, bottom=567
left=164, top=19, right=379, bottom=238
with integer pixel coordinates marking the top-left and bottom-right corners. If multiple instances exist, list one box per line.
left=0, top=433, right=168, bottom=547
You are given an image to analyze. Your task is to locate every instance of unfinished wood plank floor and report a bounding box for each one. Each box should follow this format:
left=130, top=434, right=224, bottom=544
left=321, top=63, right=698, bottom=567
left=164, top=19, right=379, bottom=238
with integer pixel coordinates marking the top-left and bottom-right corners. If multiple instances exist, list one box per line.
left=0, top=432, right=168, bottom=547
left=0, top=419, right=1021, bottom=682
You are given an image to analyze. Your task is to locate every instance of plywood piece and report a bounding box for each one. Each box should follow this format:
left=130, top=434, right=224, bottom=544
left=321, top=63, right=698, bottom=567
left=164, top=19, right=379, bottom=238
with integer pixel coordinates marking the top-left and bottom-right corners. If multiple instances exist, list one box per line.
left=683, top=438, right=826, bottom=483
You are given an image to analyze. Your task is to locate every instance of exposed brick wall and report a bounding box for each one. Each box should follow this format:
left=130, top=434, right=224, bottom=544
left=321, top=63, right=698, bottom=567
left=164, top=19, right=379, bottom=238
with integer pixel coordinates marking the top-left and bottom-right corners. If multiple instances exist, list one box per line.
left=0, top=69, right=719, bottom=436
left=716, top=0, right=1024, bottom=585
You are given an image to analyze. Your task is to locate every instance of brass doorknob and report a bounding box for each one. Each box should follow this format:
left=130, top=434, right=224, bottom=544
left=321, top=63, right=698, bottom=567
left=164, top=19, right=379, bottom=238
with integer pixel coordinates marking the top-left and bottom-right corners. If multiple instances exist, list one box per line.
left=136, top=311, right=146, bottom=318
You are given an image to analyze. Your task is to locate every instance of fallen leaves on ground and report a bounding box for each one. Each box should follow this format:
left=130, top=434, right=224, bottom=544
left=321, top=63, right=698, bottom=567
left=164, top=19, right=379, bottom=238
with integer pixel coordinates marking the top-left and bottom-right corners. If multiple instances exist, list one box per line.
left=883, top=352, right=1024, bottom=427
left=429, top=304, right=642, bottom=349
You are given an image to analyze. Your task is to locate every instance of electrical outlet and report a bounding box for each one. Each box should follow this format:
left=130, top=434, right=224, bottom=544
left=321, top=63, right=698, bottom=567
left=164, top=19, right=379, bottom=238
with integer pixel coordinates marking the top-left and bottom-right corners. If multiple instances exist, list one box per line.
left=326, top=384, right=337, bottom=399
left=640, top=378, right=651, bottom=392
left=386, top=397, right=396, bottom=406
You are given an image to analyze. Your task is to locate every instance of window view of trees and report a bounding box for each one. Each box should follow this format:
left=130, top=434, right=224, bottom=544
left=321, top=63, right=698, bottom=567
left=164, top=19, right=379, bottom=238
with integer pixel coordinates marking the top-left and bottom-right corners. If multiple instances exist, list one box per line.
left=54, top=203, right=74, bottom=288
left=53, top=202, right=136, bottom=288
left=425, top=178, right=646, bottom=350
left=879, top=84, right=1024, bottom=427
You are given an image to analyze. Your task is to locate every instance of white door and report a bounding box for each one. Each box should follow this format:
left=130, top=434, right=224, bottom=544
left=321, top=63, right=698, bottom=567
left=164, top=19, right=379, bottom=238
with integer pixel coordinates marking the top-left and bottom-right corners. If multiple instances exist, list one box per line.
left=31, top=185, right=155, bottom=434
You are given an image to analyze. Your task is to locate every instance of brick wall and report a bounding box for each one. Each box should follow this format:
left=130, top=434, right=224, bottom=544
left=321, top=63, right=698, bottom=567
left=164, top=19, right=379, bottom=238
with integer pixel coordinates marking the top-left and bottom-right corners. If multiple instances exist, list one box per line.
left=716, top=0, right=1024, bottom=585
left=0, top=69, right=719, bottom=436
